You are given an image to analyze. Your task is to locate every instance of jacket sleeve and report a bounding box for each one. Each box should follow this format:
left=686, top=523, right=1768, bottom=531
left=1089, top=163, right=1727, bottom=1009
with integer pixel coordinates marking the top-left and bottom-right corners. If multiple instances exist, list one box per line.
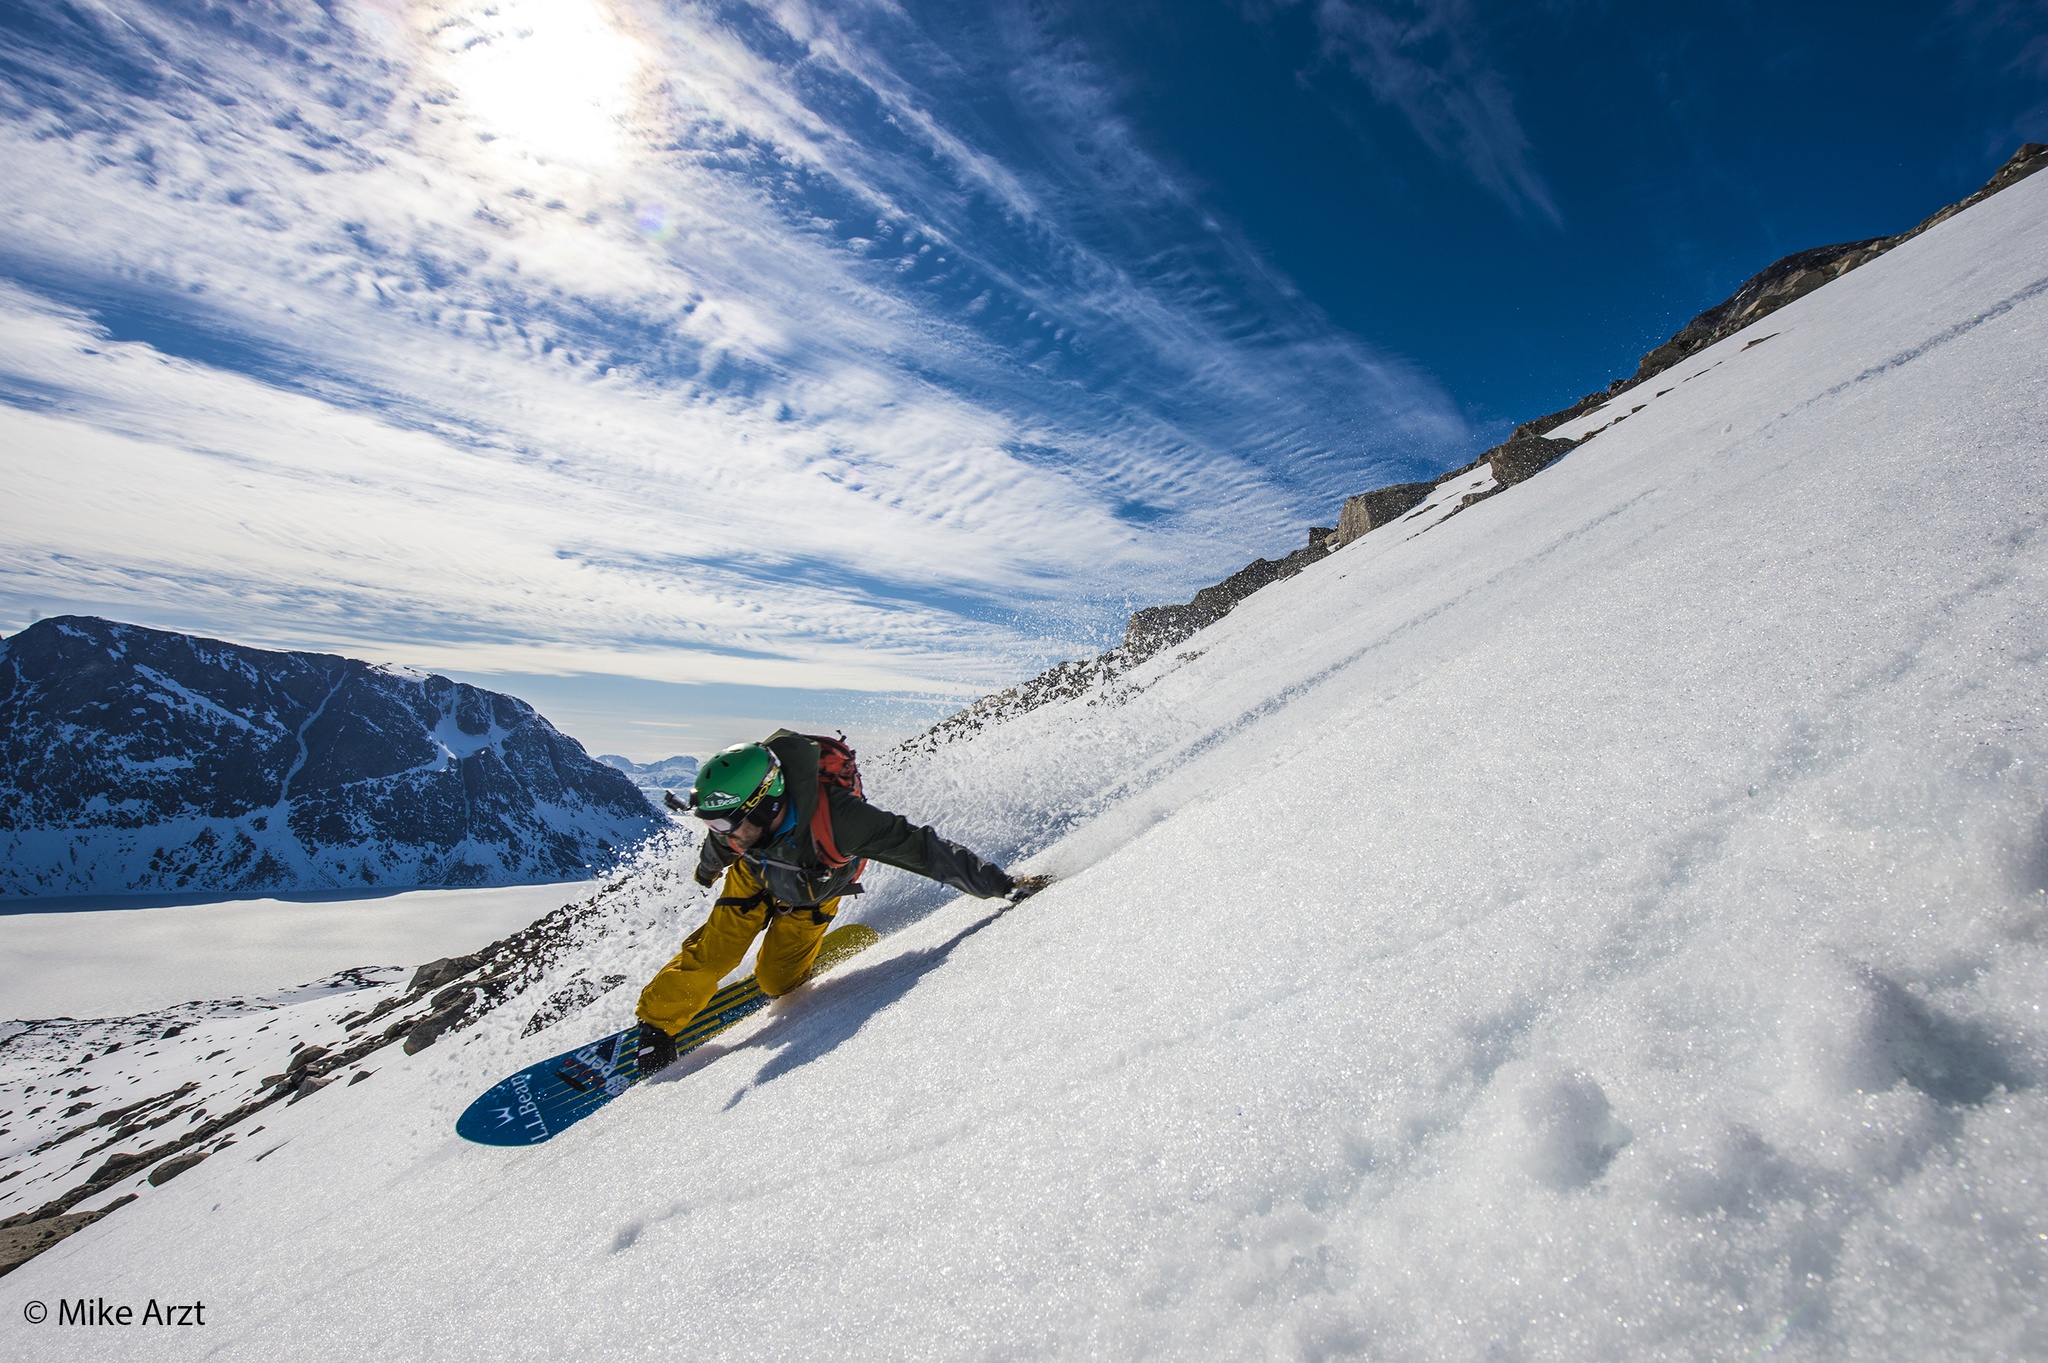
left=830, top=791, right=1013, bottom=899
left=695, top=830, right=735, bottom=887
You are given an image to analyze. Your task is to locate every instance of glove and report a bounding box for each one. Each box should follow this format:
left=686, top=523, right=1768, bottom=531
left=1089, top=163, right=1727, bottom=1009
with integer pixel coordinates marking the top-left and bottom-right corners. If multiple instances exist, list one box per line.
left=694, top=863, right=719, bottom=888
left=634, top=1021, right=678, bottom=1077
left=1006, top=874, right=1053, bottom=903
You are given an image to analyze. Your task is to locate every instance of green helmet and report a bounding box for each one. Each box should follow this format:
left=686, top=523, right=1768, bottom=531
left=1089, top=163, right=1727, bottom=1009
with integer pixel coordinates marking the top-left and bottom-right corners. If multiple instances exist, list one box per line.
left=691, top=743, right=784, bottom=816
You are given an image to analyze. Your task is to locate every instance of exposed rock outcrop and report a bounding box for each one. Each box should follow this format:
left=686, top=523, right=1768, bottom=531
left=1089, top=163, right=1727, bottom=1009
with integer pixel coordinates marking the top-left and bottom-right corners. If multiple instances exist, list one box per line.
left=1237, top=145, right=2048, bottom=600
left=146, top=1150, right=208, bottom=1186
left=1487, top=432, right=1578, bottom=488
left=1125, top=526, right=1333, bottom=657
left=0, top=1195, right=135, bottom=1276
left=1333, top=482, right=1436, bottom=548
left=903, top=525, right=1334, bottom=750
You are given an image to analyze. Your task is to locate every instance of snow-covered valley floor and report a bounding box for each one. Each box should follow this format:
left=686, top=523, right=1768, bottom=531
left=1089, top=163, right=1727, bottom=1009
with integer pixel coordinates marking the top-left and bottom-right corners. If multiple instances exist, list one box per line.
left=0, top=882, right=588, bottom=1021
left=6, top=173, right=2047, bottom=1360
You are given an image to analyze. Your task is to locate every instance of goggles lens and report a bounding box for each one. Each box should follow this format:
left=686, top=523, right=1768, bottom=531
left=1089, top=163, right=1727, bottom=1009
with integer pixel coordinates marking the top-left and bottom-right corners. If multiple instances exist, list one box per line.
left=698, top=807, right=753, bottom=833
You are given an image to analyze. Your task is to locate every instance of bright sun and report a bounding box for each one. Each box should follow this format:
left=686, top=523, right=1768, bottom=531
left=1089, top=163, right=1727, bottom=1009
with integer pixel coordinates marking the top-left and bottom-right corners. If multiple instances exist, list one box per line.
left=426, top=0, right=649, bottom=169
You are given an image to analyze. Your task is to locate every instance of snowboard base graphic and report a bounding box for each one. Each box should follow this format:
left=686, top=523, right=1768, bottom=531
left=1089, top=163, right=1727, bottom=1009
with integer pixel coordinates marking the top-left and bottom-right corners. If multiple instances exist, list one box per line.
left=457, top=923, right=879, bottom=1145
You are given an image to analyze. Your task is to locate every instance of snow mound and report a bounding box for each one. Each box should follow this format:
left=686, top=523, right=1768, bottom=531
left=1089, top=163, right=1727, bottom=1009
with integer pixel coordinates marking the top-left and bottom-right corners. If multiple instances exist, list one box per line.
left=7, top=173, right=2048, bottom=1358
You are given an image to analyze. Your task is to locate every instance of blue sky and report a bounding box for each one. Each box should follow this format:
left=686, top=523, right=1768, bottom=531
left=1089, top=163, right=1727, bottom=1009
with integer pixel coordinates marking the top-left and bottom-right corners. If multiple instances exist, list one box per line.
left=0, top=0, right=2042, bottom=757
left=1090, top=0, right=2048, bottom=430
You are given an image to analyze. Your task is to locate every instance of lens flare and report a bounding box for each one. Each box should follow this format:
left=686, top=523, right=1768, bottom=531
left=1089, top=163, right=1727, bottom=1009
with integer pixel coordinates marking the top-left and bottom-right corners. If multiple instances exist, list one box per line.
left=428, top=0, right=648, bottom=168
left=635, top=202, right=669, bottom=238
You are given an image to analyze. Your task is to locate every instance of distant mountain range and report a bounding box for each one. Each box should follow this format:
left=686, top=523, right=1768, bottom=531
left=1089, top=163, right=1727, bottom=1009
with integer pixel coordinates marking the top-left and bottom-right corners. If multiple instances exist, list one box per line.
left=0, top=617, right=661, bottom=897
left=598, top=754, right=700, bottom=806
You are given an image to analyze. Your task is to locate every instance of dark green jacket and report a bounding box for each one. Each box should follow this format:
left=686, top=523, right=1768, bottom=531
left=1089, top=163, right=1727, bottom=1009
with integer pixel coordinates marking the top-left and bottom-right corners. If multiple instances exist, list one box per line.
left=694, top=730, right=1013, bottom=908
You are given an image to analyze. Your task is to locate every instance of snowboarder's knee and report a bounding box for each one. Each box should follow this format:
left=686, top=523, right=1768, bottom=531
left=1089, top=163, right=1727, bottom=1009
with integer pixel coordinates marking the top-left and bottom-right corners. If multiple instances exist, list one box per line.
left=754, top=954, right=811, bottom=997
left=754, top=908, right=836, bottom=995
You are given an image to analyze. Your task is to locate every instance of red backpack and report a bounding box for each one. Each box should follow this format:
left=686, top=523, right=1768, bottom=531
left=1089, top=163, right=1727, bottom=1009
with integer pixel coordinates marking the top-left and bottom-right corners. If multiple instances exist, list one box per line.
left=805, top=733, right=864, bottom=871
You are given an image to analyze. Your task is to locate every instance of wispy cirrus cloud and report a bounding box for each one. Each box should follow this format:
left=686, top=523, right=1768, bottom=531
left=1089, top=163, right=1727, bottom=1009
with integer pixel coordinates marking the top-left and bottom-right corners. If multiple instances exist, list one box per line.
left=0, top=0, right=1467, bottom=716
left=1944, top=0, right=2048, bottom=76
left=1253, top=0, right=1562, bottom=226
left=1940, top=0, right=2048, bottom=134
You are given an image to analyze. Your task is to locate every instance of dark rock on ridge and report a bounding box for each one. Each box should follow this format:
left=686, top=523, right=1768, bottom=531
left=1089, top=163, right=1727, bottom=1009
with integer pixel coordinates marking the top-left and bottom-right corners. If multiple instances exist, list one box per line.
left=1332, top=482, right=1436, bottom=548
left=1125, top=525, right=1334, bottom=657
left=1524, top=142, right=2048, bottom=435
left=1487, top=432, right=1578, bottom=489
left=409, top=953, right=486, bottom=996
left=0, top=616, right=660, bottom=897
left=1452, top=146, right=2043, bottom=498
left=0, top=1195, right=135, bottom=1276
left=145, top=1150, right=208, bottom=1186
left=1621, top=237, right=1887, bottom=390
left=904, top=526, right=1334, bottom=749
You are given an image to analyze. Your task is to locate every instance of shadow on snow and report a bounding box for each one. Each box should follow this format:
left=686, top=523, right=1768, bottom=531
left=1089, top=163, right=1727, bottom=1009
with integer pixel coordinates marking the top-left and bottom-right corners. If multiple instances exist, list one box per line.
left=651, top=901, right=1015, bottom=1109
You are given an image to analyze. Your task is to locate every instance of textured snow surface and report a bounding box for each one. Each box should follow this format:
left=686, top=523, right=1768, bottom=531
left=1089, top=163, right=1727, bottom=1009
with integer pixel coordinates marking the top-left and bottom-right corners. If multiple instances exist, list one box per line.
left=7, top=177, right=2047, bottom=1359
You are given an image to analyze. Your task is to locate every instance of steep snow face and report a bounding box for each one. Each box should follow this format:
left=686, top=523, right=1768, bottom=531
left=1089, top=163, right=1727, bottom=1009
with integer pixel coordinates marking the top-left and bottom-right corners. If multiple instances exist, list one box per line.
left=0, top=618, right=660, bottom=896
left=10, top=178, right=2048, bottom=1357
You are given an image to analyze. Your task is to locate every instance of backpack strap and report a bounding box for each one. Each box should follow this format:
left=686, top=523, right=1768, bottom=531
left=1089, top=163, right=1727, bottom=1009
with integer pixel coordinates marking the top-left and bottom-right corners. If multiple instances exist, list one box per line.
left=807, top=791, right=869, bottom=892
left=809, top=790, right=848, bottom=868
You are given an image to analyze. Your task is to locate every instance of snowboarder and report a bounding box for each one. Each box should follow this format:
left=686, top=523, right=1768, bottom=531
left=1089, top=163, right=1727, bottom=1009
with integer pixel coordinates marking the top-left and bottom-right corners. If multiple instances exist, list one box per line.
left=633, top=730, right=1046, bottom=1075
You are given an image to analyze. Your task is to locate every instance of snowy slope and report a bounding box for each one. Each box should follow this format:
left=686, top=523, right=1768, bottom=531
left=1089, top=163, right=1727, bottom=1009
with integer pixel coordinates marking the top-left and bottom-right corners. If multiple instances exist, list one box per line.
left=7, top=173, right=2047, bottom=1358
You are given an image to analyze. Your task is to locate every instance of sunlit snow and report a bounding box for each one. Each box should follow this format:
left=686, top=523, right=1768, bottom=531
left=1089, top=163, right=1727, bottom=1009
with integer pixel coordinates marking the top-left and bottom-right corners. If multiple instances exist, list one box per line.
left=6, top=171, right=2046, bottom=1359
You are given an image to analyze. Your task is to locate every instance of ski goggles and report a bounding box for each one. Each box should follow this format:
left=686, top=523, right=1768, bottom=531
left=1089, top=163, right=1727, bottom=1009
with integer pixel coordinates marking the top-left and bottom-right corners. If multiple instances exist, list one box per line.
left=696, top=804, right=768, bottom=834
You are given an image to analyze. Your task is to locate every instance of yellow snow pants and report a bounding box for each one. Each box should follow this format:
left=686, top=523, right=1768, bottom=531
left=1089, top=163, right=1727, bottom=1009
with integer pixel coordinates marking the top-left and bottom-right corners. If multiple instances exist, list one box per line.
left=634, top=857, right=839, bottom=1035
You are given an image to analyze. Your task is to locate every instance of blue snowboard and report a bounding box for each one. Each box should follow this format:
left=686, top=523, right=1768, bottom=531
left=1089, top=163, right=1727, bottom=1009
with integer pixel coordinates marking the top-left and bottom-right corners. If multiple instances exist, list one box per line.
left=457, top=923, right=878, bottom=1145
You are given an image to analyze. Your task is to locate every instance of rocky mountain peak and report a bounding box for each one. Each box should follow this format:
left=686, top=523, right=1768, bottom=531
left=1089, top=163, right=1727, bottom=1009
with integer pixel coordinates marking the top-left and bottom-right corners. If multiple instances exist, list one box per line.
left=0, top=617, right=660, bottom=897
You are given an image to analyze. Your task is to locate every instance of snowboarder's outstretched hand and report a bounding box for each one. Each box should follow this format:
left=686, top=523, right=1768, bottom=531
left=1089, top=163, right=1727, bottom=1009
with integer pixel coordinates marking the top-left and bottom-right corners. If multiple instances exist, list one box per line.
left=1006, top=874, right=1053, bottom=903
left=635, top=1021, right=678, bottom=1077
